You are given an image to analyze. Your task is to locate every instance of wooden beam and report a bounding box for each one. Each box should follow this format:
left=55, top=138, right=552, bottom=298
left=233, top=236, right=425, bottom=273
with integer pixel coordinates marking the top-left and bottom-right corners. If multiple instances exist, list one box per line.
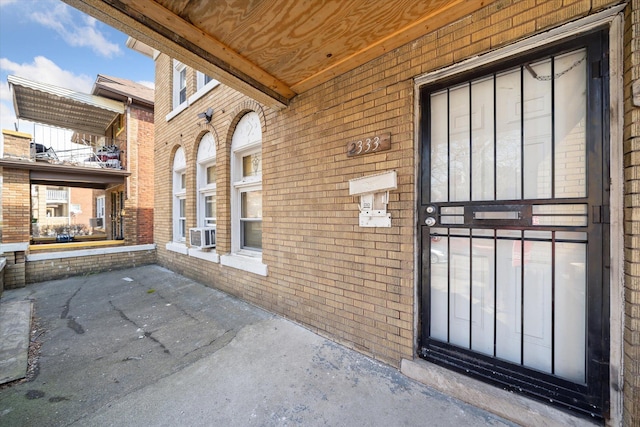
left=62, top=0, right=292, bottom=109
left=123, top=0, right=296, bottom=99
left=290, top=0, right=489, bottom=93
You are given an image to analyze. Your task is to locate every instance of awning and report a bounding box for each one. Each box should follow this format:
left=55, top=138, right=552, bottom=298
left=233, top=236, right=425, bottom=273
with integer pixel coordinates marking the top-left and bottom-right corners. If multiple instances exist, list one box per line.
left=8, top=75, right=125, bottom=136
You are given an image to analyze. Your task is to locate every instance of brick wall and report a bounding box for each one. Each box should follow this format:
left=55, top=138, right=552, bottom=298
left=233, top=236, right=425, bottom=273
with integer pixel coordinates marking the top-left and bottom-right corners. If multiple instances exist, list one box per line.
left=2, top=130, right=32, bottom=160
left=2, top=251, right=25, bottom=289
left=153, top=1, right=636, bottom=423
left=623, top=1, right=640, bottom=425
left=123, top=106, right=155, bottom=245
left=25, top=248, right=156, bottom=284
left=135, top=108, right=155, bottom=244
left=70, top=187, right=94, bottom=229
left=155, top=0, right=626, bottom=366
left=2, top=167, right=31, bottom=243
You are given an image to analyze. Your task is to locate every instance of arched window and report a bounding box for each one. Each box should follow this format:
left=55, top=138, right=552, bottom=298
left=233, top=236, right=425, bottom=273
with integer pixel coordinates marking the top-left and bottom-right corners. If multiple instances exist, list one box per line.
left=197, top=133, right=216, bottom=228
left=172, top=147, right=186, bottom=242
left=231, top=112, right=262, bottom=253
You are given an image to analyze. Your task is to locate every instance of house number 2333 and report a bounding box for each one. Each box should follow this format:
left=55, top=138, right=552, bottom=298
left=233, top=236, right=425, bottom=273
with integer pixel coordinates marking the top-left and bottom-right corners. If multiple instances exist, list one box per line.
left=346, top=133, right=391, bottom=157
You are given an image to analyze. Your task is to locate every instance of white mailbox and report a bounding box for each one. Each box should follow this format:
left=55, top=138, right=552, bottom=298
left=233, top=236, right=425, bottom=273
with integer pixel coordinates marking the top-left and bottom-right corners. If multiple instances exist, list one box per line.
left=348, top=170, right=397, bottom=227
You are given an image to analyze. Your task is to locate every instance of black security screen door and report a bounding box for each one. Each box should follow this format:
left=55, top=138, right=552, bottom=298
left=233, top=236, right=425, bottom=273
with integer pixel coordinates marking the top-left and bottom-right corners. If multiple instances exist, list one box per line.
left=418, top=31, right=609, bottom=419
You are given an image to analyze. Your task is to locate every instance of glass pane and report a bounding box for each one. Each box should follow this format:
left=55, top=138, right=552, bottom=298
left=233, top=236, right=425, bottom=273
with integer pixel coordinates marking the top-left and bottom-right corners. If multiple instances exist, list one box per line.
left=523, top=59, right=552, bottom=199
left=180, top=173, right=186, bottom=190
left=555, top=231, right=587, bottom=241
left=554, top=242, right=586, bottom=383
left=533, top=215, right=587, bottom=227
left=471, top=235, right=495, bottom=356
left=449, top=236, right=470, bottom=348
left=524, top=230, right=552, bottom=239
left=449, top=84, right=470, bottom=202
left=533, top=204, right=587, bottom=214
left=206, top=165, right=216, bottom=185
left=179, top=69, right=187, bottom=104
left=554, top=49, right=587, bottom=198
left=430, top=90, right=448, bottom=202
left=522, top=240, right=552, bottom=373
left=242, top=153, right=262, bottom=178
left=205, top=195, right=216, bottom=219
left=440, top=215, right=463, bottom=225
left=241, top=191, right=262, bottom=219
left=179, top=198, right=185, bottom=217
left=471, top=77, right=495, bottom=201
left=495, top=69, right=521, bottom=200
left=242, top=220, right=262, bottom=249
left=497, top=229, right=521, bottom=238
left=441, top=206, right=463, bottom=215
left=179, top=68, right=186, bottom=88
left=495, top=238, right=522, bottom=363
left=430, top=233, right=449, bottom=341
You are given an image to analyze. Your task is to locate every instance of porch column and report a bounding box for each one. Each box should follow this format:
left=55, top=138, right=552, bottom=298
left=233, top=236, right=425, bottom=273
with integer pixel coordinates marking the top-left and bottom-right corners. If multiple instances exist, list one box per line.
left=1, top=129, right=33, bottom=288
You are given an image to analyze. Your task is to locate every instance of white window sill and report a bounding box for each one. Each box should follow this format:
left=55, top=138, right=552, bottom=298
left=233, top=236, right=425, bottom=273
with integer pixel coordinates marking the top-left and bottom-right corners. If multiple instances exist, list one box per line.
left=189, top=81, right=220, bottom=104
left=188, top=248, right=220, bottom=263
left=166, top=241, right=188, bottom=254
left=166, top=102, right=188, bottom=122
left=221, top=253, right=267, bottom=276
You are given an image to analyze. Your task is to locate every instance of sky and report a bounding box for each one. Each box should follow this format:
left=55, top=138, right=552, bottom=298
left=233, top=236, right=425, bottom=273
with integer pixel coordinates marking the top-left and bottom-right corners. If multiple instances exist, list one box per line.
left=0, top=0, right=155, bottom=147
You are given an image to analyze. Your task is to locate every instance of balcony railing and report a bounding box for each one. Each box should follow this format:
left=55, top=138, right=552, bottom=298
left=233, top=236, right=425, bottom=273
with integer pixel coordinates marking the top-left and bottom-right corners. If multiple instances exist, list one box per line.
left=30, top=125, right=123, bottom=170
left=46, top=190, right=68, bottom=202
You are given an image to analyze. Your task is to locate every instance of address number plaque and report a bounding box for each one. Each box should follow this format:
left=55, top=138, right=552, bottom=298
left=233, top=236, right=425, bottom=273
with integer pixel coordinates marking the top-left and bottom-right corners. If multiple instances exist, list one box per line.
left=347, top=133, right=391, bottom=157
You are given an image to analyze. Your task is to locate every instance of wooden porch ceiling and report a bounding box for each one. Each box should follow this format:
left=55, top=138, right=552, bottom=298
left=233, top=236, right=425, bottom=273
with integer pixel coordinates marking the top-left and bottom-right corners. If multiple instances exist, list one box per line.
left=62, top=0, right=492, bottom=109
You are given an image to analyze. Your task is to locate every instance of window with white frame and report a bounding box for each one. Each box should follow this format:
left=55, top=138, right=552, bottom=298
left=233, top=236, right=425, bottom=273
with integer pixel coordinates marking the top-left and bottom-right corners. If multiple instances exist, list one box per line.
left=197, top=133, right=217, bottom=228
left=197, top=71, right=219, bottom=91
left=172, top=147, right=186, bottom=242
left=231, top=112, right=262, bottom=254
left=172, top=60, right=187, bottom=110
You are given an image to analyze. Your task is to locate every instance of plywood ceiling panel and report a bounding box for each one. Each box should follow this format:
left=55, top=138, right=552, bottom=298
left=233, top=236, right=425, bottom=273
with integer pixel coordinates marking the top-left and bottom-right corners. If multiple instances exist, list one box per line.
left=64, top=0, right=493, bottom=107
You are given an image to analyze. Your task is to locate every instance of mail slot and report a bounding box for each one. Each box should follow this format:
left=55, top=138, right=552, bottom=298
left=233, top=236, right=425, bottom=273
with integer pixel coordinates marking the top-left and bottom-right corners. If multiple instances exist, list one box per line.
left=465, top=205, right=531, bottom=226
left=473, top=211, right=521, bottom=220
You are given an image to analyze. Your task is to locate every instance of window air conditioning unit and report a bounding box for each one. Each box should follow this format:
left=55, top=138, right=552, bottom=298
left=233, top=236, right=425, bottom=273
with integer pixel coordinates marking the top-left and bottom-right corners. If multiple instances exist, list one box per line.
left=189, top=227, right=216, bottom=248
left=89, top=217, right=104, bottom=227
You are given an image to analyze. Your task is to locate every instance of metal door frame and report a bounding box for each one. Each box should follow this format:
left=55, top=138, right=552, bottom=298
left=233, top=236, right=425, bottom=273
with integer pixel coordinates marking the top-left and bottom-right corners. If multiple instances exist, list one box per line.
left=417, top=30, right=610, bottom=419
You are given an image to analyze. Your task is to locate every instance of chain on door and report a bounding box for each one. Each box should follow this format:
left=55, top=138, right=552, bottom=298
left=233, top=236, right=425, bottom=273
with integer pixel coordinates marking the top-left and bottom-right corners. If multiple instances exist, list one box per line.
left=418, top=32, right=609, bottom=419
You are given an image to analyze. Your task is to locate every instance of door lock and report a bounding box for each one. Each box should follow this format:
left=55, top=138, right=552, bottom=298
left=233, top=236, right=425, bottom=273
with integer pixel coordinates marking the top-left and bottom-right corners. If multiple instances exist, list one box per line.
left=425, top=217, right=436, bottom=227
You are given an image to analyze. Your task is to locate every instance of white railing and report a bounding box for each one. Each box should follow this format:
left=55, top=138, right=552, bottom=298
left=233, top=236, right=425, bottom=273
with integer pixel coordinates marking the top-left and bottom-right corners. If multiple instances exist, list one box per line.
left=46, top=190, right=68, bottom=201
left=30, top=124, right=124, bottom=170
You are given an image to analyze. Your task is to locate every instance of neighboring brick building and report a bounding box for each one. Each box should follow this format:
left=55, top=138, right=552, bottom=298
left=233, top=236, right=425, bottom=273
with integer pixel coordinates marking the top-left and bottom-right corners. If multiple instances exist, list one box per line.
left=0, top=73, right=156, bottom=287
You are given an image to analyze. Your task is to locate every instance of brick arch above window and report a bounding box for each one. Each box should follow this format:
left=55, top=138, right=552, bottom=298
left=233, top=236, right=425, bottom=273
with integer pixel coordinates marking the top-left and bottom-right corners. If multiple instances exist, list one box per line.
left=172, top=145, right=186, bottom=171
left=196, top=132, right=217, bottom=163
left=225, top=100, right=266, bottom=149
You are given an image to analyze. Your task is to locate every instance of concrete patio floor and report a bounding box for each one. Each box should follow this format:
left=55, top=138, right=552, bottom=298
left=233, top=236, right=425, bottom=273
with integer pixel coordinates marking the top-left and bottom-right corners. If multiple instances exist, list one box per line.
left=0, top=265, right=519, bottom=426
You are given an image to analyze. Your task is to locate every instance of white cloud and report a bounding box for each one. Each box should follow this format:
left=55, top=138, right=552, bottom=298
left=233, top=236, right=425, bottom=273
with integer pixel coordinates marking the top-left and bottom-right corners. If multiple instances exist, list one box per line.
left=0, top=80, right=11, bottom=103
left=31, top=2, right=121, bottom=58
left=138, top=80, right=155, bottom=90
left=0, top=56, right=93, bottom=92
left=0, top=0, right=18, bottom=6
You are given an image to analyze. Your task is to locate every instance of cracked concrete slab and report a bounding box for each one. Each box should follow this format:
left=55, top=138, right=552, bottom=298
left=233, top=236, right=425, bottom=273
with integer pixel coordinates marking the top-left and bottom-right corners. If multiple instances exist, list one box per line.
left=0, top=300, right=32, bottom=385
left=0, top=265, right=516, bottom=426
